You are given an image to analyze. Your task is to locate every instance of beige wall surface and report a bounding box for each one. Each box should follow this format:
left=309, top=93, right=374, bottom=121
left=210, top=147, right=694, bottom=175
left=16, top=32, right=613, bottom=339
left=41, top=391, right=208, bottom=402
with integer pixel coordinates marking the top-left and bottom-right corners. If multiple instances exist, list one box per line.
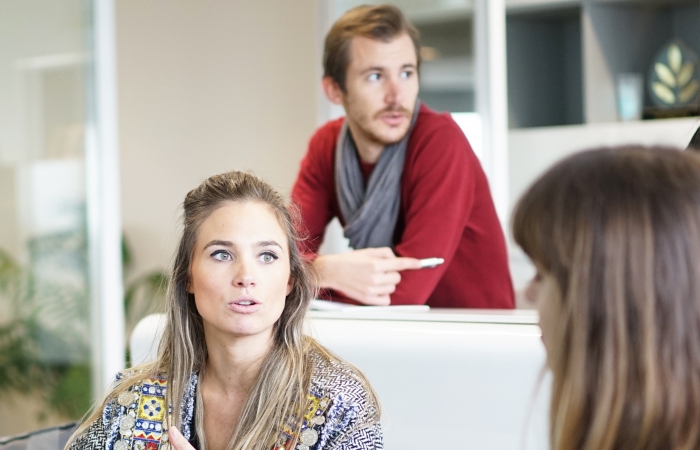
left=117, top=1, right=319, bottom=279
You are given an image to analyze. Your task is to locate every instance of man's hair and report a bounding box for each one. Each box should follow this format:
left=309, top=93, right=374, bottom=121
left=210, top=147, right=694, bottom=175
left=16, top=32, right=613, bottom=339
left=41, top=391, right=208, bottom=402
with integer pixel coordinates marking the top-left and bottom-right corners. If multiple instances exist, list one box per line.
left=323, top=4, right=421, bottom=92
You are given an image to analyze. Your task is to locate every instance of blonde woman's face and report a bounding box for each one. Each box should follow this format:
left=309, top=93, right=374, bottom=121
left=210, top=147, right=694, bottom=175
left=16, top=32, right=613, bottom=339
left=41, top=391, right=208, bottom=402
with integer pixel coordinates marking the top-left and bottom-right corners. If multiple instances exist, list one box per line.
left=188, top=201, right=292, bottom=342
left=525, top=269, right=561, bottom=365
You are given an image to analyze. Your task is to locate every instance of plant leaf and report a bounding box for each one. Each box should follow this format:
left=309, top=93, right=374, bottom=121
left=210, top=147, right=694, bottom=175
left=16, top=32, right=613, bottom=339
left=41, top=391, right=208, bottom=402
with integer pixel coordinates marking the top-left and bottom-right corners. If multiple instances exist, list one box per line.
left=655, top=63, right=677, bottom=87
left=669, top=44, right=683, bottom=74
left=677, top=62, right=695, bottom=87
left=122, top=235, right=133, bottom=273
left=652, top=82, right=676, bottom=104
left=680, top=80, right=699, bottom=103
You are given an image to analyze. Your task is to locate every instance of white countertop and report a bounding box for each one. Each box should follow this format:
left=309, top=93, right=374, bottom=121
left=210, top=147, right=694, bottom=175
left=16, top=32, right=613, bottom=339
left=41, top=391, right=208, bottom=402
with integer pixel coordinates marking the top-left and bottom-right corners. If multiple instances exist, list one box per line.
left=309, top=303, right=539, bottom=325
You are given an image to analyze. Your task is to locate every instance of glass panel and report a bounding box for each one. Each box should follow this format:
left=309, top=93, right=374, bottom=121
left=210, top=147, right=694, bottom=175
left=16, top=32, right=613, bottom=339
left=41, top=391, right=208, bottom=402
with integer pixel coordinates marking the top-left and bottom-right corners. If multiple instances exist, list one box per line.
left=331, top=0, right=476, bottom=113
left=0, top=0, right=94, bottom=434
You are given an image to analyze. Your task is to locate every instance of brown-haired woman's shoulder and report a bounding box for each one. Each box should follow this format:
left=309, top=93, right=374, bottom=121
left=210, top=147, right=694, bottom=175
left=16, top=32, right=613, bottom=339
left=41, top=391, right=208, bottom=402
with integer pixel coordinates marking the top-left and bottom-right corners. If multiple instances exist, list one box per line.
left=304, top=345, right=383, bottom=450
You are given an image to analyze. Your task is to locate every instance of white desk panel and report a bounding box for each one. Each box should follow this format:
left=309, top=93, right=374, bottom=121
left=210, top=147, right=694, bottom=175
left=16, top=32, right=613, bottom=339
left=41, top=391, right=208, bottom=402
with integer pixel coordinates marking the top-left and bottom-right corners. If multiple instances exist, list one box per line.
left=131, top=310, right=551, bottom=449
left=308, top=309, right=550, bottom=449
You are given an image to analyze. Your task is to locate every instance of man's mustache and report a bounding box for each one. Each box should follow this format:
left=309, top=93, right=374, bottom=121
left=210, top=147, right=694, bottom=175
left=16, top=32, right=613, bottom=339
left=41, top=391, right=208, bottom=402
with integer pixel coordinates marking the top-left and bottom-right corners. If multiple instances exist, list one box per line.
left=373, top=107, right=411, bottom=120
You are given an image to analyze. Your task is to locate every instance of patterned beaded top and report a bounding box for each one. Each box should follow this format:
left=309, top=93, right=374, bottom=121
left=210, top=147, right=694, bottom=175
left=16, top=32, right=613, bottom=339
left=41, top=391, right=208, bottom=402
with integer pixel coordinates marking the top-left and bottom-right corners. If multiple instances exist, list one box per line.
left=69, top=350, right=382, bottom=450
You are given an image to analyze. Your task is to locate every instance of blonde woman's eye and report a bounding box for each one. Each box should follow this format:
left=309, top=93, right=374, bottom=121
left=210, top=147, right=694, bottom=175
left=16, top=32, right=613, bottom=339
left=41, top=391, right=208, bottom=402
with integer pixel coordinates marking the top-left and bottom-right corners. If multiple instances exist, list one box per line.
left=211, top=250, right=232, bottom=261
left=367, top=73, right=380, bottom=82
left=259, top=252, right=278, bottom=263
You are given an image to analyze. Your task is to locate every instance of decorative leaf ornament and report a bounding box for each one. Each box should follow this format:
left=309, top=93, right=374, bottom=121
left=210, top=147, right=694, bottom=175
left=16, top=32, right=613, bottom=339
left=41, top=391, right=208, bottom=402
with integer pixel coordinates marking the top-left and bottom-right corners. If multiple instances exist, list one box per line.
left=681, top=80, right=700, bottom=103
left=669, top=44, right=682, bottom=73
left=655, top=63, right=676, bottom=87
left=652, top=82, right=676, bottom=104
left=648, top=39, right=700, bottom=108
left=678, top=62, right=694, bottom=86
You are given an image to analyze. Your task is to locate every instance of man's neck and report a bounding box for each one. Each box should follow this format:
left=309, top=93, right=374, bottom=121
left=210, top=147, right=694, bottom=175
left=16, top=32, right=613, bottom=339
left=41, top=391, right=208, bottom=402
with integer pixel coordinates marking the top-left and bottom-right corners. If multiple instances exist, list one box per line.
left=346, top=121, right=384, bottom=164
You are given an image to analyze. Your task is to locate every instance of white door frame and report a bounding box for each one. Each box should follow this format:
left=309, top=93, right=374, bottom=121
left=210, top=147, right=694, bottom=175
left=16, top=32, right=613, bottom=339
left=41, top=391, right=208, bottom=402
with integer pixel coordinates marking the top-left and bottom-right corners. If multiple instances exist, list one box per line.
left=87, top=0, right=125, bottom=398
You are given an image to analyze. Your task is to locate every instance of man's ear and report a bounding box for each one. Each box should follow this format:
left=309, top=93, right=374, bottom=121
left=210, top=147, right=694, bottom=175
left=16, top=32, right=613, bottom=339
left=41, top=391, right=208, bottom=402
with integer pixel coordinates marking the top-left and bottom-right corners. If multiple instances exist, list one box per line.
left=322, top=76, right=344, bottom=105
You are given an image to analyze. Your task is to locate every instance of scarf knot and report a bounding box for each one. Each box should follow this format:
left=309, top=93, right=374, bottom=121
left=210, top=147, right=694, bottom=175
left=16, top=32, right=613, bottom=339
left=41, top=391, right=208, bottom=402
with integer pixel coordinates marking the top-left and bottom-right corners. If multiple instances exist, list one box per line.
left=334, top=101, right=421, bottom=249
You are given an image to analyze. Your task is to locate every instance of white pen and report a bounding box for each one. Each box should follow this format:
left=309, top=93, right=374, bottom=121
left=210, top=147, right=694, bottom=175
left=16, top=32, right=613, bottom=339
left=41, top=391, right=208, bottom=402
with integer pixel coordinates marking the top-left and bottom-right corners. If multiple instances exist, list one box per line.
left=419, top=257, right=444, bottom=269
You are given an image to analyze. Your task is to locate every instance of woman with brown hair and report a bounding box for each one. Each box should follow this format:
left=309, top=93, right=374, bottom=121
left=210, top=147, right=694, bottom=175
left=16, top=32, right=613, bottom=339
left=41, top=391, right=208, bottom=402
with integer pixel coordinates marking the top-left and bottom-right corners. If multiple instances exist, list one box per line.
left=513, top=146, right=700, bottom=450
left=65, top=171, right=382, bottom=450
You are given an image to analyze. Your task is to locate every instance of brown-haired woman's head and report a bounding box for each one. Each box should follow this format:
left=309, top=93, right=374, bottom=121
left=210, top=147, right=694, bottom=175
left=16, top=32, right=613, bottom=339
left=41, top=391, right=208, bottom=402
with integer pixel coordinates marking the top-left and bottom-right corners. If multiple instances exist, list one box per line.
left=513, top=146, right=700, bottom=450
left=323, top=4, right=420, bottom=93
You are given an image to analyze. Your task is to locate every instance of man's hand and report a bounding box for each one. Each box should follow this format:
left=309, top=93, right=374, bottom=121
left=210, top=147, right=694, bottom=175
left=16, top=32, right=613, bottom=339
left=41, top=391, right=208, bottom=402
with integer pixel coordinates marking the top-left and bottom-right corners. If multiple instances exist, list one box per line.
left=313, top=247, right=421, bottom=305
left=168, top=426, right=195, bottom=450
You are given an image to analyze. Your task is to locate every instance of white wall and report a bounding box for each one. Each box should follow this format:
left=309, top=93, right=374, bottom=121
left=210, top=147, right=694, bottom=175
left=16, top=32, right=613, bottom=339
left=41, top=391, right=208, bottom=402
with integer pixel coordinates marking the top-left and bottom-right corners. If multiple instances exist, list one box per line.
left=116, top=1, right=320, bottom=278
left=508, top=116, right=700, bottom=300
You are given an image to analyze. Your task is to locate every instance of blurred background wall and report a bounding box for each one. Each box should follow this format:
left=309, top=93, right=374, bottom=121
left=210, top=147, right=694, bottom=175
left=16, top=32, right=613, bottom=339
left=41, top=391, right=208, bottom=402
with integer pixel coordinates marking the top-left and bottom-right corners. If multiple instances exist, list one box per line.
left=117, top=0, right=319, bottom=280
left=0, top=1, right=319, bottom=435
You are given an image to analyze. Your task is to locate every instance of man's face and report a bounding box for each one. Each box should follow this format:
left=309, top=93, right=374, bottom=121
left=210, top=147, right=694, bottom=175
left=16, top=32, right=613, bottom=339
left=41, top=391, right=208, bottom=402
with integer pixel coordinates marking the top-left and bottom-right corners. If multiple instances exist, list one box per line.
left=339, top=33, right=419, bottom=147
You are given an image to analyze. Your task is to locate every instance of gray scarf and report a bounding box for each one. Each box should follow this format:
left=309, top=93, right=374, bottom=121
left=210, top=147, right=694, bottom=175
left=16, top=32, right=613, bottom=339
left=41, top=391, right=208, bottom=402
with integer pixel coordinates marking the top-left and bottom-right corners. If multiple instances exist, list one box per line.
left=335, top=101, right=421, bottom=249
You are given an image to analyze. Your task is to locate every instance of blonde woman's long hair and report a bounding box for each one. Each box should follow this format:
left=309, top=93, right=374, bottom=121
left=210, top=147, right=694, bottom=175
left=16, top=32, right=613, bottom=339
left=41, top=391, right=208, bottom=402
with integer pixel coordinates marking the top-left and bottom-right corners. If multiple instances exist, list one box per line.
left=67, top=171, right=377, bottom=450
left=513, top=146, right=700, bottom=450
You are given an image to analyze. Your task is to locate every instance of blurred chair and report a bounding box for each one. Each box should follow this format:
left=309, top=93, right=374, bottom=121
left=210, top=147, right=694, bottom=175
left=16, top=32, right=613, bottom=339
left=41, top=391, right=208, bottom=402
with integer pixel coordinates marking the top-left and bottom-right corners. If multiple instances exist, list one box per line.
left=0, top=423, right=77, bottom=450
left=130, top=313, right=166, bottom=366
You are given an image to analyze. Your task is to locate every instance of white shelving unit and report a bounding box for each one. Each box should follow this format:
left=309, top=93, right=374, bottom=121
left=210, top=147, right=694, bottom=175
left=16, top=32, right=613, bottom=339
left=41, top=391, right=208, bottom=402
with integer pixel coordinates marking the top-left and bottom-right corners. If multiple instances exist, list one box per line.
left=506, top=0, right=700, bottom=127
left=505, top=0, right=700, bottom=294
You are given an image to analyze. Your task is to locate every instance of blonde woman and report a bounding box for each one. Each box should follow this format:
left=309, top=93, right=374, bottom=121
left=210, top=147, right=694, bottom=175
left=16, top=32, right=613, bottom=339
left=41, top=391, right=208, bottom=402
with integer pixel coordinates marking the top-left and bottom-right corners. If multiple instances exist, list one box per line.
left=66, top=171, right=382, bottom=450
left=513, top=146, right=700, bottom=450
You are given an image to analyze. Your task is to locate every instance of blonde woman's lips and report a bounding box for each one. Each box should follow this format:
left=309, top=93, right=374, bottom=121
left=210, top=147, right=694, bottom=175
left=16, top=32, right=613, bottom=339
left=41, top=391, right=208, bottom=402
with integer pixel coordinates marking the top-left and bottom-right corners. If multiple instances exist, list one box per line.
left=228, top=295, right=262, bottom=314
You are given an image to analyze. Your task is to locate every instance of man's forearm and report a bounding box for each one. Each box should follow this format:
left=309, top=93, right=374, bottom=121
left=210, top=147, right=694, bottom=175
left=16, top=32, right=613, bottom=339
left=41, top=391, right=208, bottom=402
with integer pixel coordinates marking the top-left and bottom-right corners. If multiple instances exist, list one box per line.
left=312, top=254, right=334, bottom=289
left=310, top=249, right=420, bottom=305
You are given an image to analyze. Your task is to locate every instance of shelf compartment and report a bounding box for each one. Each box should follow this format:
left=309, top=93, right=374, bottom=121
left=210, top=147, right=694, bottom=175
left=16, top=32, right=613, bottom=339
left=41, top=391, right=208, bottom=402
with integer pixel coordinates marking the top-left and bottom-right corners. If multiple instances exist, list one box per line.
left=506, top=6, right=583, bottom=128
left=583, top=0, right=700, bottom=123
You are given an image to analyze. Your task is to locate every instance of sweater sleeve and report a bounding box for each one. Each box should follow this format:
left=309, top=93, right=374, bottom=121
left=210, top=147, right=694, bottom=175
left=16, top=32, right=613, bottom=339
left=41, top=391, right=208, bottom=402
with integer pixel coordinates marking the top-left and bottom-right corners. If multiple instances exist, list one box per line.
left=291, top=123, right=339, bottom=258
left=390, top=116, right=477, bottom=305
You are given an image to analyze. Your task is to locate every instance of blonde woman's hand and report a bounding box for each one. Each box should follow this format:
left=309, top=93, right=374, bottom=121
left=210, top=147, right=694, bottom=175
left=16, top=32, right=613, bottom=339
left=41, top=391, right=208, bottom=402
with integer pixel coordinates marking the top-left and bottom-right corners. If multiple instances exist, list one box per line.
left=168, top=426, right=196, bottom=450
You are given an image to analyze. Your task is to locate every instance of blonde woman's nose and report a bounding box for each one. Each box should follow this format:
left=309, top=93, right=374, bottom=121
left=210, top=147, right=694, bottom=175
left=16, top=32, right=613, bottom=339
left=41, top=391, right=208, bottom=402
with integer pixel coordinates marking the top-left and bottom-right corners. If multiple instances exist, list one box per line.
left=233, top=260, right=255, bottom=288
left=236, top=274, right=255, bottom=288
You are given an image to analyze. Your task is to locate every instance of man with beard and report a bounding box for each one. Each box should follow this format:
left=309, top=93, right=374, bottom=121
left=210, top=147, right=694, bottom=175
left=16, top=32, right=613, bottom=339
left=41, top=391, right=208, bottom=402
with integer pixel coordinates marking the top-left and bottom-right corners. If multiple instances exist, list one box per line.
left=291, top=4, right=513, bottom=309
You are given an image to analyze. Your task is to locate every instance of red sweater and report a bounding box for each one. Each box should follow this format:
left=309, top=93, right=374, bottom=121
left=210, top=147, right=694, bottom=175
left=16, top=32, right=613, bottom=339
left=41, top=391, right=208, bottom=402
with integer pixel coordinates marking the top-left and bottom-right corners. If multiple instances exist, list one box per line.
left=291, top=104, right=514, bottom=308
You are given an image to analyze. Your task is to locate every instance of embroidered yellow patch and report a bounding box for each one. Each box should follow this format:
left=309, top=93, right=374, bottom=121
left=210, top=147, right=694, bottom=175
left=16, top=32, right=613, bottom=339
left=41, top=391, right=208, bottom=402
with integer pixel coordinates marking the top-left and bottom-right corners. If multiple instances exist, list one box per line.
left=138, top=395, right=166, bottom=422
left=304, top=394, right=321, bottom=422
